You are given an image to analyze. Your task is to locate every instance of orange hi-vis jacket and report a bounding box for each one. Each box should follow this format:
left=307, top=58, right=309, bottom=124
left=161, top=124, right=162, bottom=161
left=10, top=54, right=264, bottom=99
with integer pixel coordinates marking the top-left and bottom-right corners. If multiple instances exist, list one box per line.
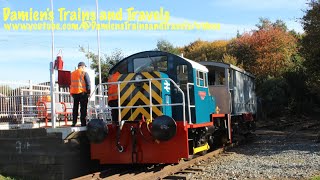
left=70, top=69, right=87, bottom=95
left=108, top=72, right=120, bottom=101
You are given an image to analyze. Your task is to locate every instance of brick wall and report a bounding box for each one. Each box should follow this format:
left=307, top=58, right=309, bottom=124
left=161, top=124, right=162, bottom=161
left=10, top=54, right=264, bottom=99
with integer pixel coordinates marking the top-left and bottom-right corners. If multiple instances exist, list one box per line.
left=0, top=128, right=95, bottom=180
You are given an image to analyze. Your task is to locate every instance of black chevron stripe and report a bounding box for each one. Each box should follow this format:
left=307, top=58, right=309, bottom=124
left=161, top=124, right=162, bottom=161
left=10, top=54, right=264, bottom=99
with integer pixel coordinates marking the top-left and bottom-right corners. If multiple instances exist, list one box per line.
left=121, top=84, right=162, bottom=106
left=119, top=72, right=163, bottom=120
left=120, top=87, right=140, bottom=106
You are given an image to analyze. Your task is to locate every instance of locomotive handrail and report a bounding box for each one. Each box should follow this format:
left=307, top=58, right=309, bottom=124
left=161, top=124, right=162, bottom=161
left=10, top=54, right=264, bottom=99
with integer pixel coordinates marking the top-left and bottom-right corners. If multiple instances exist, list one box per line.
left=186, top=83, right=195, bottom=124
left=89, top=78, right=187, bottom=126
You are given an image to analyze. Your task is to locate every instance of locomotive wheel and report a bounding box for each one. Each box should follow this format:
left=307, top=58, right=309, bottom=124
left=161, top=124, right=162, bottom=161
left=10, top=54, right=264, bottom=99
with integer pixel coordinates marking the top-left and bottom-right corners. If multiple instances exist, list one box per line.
left=212, top=130, right=229, bottom=147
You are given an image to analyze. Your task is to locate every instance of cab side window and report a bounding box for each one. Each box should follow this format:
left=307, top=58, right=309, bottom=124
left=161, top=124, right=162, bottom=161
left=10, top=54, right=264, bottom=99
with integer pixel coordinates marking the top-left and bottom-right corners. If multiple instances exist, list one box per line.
left=177, top=65, right=188, bottom=90
left=196, top=70, right=208, bottom=87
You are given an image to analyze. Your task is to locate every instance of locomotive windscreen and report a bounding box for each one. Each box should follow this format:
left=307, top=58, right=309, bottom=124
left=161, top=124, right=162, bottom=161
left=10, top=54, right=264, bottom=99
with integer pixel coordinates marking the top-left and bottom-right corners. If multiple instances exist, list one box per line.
left=133, top=56, right=168, bottom=73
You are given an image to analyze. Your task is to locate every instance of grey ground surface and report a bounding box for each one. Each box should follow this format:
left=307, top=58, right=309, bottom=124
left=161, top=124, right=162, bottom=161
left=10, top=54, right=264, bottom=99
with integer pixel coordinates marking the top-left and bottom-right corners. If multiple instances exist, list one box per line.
left=189, top=128, right=320, bottom=180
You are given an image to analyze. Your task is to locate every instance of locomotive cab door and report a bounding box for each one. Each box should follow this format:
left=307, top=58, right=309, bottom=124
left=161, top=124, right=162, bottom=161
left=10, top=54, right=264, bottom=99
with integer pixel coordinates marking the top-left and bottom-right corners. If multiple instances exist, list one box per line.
left=173, top=64, right=196, bottom=123
left=192, top=69, right=215, bottom=124
left=173, top=64, right=194, bottom=122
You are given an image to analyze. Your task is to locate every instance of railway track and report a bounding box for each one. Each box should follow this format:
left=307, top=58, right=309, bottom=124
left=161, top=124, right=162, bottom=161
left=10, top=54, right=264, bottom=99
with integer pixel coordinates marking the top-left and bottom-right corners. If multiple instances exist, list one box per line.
left=74, top=147, right=228, bottom=180
left=74, top=120, right=319, bottom=180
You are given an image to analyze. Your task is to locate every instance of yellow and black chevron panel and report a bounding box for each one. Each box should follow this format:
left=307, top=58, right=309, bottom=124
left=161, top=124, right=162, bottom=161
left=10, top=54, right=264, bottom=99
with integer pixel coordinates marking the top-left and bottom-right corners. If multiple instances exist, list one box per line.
left=119, top=72, right=163, bottom=121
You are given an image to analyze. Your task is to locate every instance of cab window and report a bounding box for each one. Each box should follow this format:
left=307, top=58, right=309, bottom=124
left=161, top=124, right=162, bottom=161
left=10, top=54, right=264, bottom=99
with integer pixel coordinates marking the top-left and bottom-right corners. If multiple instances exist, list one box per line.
left=177, top=65, right=188, bottom=85
left=133, top=56, right=168, bottom=73
left=176, top=65, right=188, bottom=91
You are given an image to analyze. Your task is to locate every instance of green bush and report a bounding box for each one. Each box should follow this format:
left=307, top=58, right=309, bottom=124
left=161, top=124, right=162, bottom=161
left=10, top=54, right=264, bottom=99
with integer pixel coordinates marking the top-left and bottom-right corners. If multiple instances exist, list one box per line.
left=283, top=64, right=314, bottom=114
left=310, top=175, right=320, bottom=180
left=257, top=77, right=288, bottom=117
left=0, top=175, right=16, bottom=180
left=257, top=63, right=315, bottom=117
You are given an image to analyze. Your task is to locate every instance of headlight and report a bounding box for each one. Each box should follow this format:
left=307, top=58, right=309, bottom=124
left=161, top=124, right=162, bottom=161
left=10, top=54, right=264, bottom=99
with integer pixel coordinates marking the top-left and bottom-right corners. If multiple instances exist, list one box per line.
left=135, top=74, right=142, bottom=81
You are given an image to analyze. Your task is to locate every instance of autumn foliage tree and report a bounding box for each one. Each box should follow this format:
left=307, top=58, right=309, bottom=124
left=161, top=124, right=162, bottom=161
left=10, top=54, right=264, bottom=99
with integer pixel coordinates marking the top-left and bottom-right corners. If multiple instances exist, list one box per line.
left=227, top=19, right=312, bottom=116
left=228, top=19, right=297, bottom=81
left=181, top=40, right=229, bottom=62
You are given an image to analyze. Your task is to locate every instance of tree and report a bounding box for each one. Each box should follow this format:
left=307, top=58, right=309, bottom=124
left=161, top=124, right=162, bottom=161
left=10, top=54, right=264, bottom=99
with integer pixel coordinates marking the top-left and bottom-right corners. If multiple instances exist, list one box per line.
left=256, top=18, right=287, bottom=31
left=155, top=39, right=180, bottom=55
left=79, top=46, right=124, bottom=84
left=180, top=40, right=207, bottom=61
left=222, top=54, right=240, bottom=67
left=227, top=34, right=256, bottom=70
left=301, top=0, right=320, bottom=100
left=229, top=18, right=317, bottom=115
left=181, top=40, right=229, bottom=62
left=228, top=20, right=297, bottom=81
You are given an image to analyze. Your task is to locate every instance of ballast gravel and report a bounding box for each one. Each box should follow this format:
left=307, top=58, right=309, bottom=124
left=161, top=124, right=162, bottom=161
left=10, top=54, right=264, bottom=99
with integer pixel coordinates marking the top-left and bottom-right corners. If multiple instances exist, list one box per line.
left=189, top=130, right=320, bottom=180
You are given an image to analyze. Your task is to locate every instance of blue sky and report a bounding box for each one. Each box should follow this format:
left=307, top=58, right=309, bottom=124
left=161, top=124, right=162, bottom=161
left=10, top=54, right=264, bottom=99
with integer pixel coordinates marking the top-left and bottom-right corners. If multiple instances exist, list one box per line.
left=0, top=0, right=307, bottom=82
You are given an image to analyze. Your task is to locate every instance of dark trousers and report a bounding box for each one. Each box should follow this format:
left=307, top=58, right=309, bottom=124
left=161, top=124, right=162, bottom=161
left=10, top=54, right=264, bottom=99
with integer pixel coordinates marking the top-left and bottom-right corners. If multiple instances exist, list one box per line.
left=109, top=99, right=119, bottom=123
left=72, top=93, right=88, bottom=126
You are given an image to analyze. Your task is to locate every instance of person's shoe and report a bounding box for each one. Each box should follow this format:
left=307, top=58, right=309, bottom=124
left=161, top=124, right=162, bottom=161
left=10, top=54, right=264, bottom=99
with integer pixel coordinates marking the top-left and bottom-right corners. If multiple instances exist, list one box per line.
left=81, top=124, right=86, bottom=127
left=71, top=124, right=76, bottom=127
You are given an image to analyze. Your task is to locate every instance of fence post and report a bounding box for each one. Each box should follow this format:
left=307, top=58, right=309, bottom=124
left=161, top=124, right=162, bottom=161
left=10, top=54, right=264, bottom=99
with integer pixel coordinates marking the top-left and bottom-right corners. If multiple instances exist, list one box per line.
left=50, top=62, right=57, bottom=128
left=28, top=80, right=33, bottom=119
left=21, top=89, right=24, bottom=124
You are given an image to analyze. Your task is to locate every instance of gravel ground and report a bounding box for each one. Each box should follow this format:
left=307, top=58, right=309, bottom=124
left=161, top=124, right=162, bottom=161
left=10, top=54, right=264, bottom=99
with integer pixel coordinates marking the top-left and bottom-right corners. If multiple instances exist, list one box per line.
left=190, top=130, right=320, bottom=180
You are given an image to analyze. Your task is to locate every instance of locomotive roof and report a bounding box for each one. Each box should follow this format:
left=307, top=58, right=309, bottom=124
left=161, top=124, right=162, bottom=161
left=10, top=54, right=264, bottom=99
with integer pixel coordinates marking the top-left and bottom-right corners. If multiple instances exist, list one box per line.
left=180, top=56, right=209, bottom=72
left=109, top=51, right=211, bottom=74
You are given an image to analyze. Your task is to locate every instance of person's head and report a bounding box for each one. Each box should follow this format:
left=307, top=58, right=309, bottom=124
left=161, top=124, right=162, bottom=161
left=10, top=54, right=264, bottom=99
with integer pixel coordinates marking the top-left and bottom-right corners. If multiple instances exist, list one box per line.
left=78, top=62, right=87, bottom=69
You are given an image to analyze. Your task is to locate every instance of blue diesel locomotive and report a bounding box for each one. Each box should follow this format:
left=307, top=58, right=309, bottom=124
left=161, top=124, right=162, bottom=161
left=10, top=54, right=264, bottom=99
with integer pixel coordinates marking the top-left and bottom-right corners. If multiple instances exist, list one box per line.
left=87, top=51, right=256, bottom=164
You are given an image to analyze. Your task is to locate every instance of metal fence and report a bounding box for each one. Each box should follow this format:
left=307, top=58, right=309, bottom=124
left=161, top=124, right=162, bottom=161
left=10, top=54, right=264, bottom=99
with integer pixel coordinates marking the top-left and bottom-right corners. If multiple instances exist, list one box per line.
left=0, top=80, right=74, bottom=128
left=87, top=83, right=111, bottom=121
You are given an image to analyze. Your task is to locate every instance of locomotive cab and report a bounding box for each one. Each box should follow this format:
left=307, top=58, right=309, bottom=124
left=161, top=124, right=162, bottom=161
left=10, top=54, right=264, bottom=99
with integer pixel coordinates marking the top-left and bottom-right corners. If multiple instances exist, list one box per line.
left=108, top=51, right=216, bottom=124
